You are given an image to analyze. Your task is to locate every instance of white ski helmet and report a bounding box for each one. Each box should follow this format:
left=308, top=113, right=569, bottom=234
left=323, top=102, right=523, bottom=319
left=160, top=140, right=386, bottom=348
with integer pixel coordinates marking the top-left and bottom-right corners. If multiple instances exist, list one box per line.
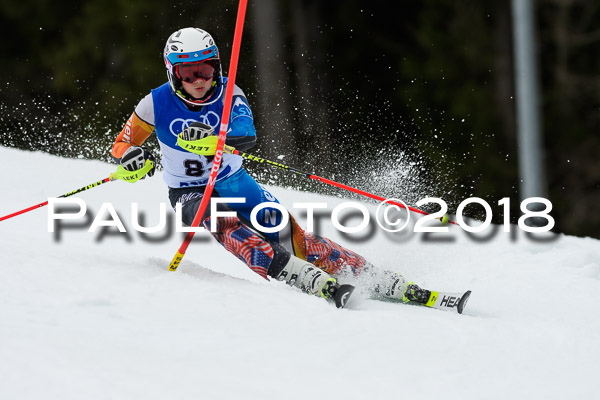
left=163, top=27, right=223, bottom=106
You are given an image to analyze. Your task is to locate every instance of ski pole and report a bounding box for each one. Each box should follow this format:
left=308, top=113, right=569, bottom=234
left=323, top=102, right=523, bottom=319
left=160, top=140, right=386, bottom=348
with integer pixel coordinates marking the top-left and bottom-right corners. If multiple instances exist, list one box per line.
left=168, top=0, right=248, bottom=272
left=224, top=146, right=453, bottom=225
left=0, top=159, right=155, bottom=222
left=0, top=175, right=116, bottom=222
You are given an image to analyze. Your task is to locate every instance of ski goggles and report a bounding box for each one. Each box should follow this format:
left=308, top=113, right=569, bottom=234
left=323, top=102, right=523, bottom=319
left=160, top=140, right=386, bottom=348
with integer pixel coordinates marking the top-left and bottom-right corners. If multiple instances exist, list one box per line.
left=176, top=61, right=217, bottom=83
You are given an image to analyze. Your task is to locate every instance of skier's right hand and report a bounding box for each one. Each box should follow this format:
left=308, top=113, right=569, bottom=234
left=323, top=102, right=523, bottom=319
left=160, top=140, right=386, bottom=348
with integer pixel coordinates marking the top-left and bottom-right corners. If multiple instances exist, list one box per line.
left=120, top=146, right=156, bottom=179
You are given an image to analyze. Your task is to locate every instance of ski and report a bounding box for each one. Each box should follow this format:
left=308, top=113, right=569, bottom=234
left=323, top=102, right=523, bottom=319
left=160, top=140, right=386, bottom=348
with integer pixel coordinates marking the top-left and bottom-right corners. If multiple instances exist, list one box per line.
left=424, top=290, right=471, bottom=314
left=333, top=284, right=355, bottom=309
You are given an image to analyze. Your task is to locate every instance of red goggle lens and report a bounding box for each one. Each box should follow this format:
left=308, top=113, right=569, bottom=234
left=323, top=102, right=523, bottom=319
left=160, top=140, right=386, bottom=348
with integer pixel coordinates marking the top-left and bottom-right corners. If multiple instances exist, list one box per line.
left=176, top=61, right=216, bottom=83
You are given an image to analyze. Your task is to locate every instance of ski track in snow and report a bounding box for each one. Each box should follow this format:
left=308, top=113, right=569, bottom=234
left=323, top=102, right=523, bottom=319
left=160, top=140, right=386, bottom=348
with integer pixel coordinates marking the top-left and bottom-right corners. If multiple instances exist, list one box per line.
left=1, top=147, right=599, bottom=400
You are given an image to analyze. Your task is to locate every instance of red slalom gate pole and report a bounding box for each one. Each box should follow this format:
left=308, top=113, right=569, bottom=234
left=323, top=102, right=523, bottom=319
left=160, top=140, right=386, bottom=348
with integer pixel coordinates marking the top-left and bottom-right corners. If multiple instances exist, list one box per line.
left=168, top=0, right=248, bottom=271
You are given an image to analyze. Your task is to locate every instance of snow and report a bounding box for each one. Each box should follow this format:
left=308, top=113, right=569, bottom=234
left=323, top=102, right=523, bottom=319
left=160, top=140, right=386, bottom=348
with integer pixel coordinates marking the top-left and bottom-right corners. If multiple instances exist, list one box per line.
left=1, top=146, right=599, bottom=399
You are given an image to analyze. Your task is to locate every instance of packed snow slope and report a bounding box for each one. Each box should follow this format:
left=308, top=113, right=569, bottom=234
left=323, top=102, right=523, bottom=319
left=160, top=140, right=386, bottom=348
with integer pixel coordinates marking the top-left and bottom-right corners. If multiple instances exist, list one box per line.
left=1, top=146, right=599, bottom=400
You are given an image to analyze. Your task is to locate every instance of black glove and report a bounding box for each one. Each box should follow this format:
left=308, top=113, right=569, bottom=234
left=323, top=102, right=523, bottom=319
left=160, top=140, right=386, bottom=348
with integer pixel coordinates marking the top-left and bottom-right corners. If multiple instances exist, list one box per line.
left=120, top=146, right=156, bottom=178
left=181, top=121, right=214, bottom=141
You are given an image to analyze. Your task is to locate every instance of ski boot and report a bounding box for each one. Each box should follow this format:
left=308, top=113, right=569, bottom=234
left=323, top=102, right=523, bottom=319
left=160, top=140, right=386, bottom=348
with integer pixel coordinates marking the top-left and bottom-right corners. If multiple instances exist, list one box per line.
left=370, top=271, right=430, bottom=303
left=276, top=256, right=354, bottom=308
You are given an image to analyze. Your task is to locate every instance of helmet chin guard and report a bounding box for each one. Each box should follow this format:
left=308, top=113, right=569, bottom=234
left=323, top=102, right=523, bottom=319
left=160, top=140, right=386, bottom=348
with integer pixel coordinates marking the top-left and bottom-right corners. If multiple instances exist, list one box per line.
left=164, top=27, right=224, bottom=106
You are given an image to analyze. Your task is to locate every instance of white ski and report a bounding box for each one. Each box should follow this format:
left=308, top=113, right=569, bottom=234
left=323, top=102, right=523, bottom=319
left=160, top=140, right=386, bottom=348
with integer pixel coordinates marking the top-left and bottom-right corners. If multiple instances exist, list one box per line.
left=425, top=290, right=472, bottom=314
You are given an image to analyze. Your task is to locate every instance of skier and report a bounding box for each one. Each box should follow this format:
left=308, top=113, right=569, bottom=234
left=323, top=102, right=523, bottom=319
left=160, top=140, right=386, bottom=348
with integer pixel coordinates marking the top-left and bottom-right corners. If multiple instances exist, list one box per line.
left=111, top=27, right=435, bottom=308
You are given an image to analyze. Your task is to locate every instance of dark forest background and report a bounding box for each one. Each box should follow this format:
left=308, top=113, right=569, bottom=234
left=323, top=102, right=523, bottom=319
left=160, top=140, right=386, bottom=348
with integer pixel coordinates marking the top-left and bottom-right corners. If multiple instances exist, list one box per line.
left=1, top=0, right=599, bottom=239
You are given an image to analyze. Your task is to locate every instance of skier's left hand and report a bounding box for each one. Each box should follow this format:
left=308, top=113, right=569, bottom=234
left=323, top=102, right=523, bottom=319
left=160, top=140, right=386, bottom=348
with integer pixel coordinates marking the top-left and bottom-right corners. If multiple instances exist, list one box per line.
left=178, top=133, right=219, bottom=156
left=181, top=121, right=214, bottom=141
left=178, top=121, right=219, bottom=156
